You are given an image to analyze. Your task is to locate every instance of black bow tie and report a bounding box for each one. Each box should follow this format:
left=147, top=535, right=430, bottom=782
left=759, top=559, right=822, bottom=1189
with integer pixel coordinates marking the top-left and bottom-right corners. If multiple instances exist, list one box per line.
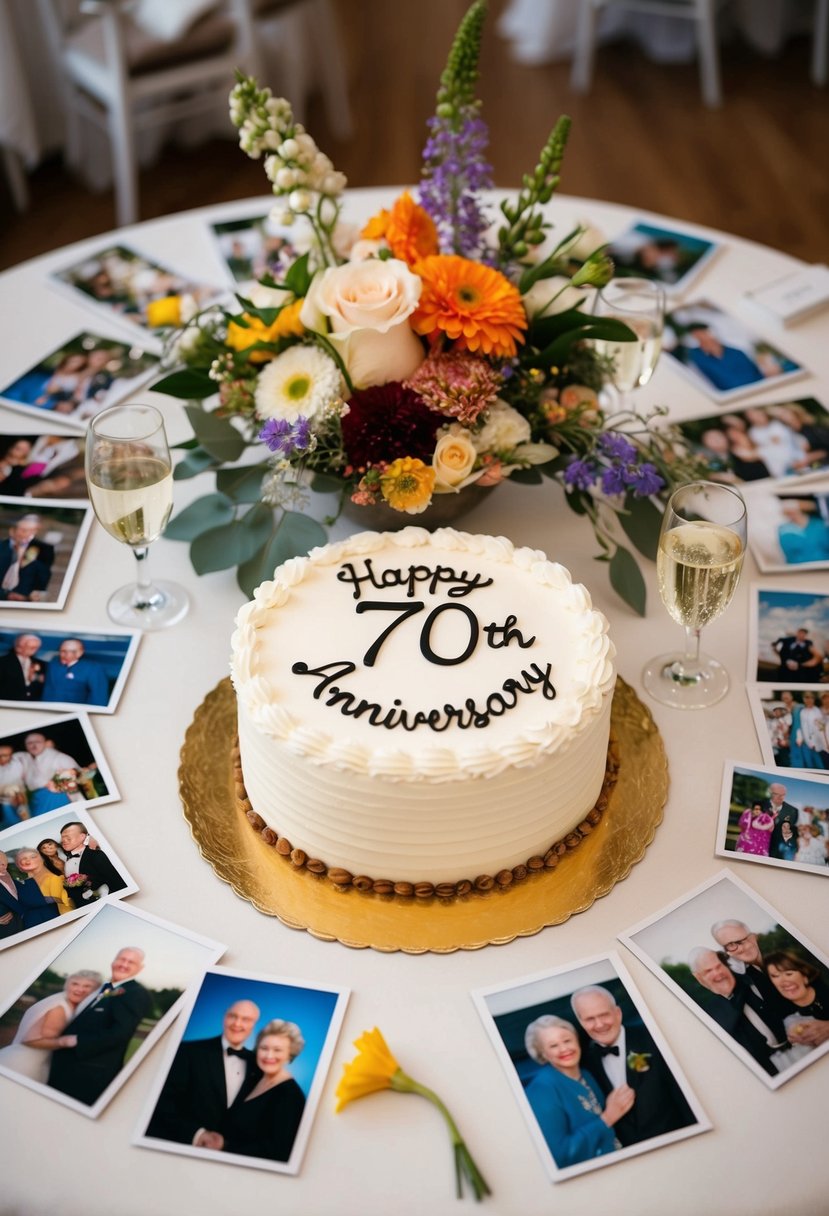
left=68, top=852, right=83, bottom=858
left=226, top=1046, right=247, bottom=1059
left=597, top=1043, right=620, bottom=1056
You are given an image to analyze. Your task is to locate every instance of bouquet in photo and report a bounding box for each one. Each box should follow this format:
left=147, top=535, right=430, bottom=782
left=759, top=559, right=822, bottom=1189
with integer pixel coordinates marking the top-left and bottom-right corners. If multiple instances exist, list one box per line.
left=152, top=0, right=703, bottom=613
left=51, top=769, right=79, bottom=795
left=64, top=871, right=97, bottom=900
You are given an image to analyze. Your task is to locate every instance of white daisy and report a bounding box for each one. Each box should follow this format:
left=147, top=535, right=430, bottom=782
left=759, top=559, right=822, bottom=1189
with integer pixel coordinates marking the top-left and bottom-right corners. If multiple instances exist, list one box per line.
left=254, top=345, right=343, bottom=422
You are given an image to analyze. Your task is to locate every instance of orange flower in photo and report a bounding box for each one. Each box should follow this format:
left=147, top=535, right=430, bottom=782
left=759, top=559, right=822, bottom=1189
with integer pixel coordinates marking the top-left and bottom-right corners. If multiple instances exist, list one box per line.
left=384, top=192, right=439, bottom=267
left=412, top=255, right=527, bottom=358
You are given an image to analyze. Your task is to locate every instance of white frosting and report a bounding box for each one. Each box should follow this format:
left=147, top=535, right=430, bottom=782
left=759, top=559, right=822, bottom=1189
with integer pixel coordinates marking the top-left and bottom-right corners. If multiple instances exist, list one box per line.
left=231, top=527, right=616, bottom=884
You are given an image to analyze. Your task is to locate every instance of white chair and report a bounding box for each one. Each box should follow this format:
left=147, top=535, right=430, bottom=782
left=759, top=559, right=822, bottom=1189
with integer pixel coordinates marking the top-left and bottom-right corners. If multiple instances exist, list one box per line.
left=571, top=0, right=728, bottom=108
left=35, top=0, right=257, bottom=228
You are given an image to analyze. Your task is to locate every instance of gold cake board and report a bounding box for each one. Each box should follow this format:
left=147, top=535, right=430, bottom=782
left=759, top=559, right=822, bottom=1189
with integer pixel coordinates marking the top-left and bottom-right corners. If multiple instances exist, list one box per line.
left=179, top=677, right=667, bottom=954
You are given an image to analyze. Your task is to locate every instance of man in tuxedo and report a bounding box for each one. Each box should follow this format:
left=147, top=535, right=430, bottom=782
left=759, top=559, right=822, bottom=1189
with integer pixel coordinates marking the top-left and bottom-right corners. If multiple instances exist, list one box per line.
left=763, top=783, right=800, bottom=860
left=689, top=947, right=781, bottom=1076
left=145, top=999, right=261, bottom=1146
left=42, top=639, right=109, bottom=706
left=0, top=633, right=48, bottom=701
left=570, top=986, right=696, bottom=1146
left=48, top=946, right=151, bottom=1105
left=0, top=515, right=54, bottom=602
left=773, top=628, right=823, bottom=681
left=59, top=820, right=126, bottom=907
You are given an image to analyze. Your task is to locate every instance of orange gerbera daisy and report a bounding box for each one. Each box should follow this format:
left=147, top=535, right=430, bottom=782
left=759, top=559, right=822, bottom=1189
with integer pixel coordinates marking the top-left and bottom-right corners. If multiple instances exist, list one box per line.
left=360, top=209, right=390, bottom=241
left=384, top=192, right=439, bottom=267
left=411, top=255, right=527, bottom=358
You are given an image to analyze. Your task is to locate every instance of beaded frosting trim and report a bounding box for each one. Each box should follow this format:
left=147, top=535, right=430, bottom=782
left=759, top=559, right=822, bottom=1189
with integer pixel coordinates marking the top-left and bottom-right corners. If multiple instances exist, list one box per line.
left=232, top=734, right=620, bottom=900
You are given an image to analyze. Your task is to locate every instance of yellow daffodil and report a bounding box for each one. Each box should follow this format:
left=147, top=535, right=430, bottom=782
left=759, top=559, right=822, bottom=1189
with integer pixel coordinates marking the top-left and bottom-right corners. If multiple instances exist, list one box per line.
left=336, top=1027, right=491, bottom=1202
left=146, top=295, right=182, bottom=328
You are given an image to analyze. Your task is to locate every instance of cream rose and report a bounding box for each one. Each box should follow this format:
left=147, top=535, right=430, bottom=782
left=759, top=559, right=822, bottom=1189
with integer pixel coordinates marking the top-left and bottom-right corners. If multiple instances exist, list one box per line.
left=522, top=275, right=591, bottom=318
left=473, top=400, right=531, bottom=454
left=432, top=426, right=479, bottom=493
left=300, top=258, right=425, bottom=388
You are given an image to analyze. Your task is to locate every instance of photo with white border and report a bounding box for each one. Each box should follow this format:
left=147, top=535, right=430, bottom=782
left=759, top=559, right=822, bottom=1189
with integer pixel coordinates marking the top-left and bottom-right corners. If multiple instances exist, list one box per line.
left=0, top=497, right=93, bottom=611
left=606, top=219, right=720, bottom=295
left=743, top=476, right=829, bottom=573
left=619, top=869, right=829, bottom=1090
left=471, top=951, right=710, bottom=1183
left=715, top=761, right=829, bottom=875
left=0, top=624, right=141, bottom=713
left=746, top=685, right=829, bottom=777
left=747, top=584, right=829, bottom=684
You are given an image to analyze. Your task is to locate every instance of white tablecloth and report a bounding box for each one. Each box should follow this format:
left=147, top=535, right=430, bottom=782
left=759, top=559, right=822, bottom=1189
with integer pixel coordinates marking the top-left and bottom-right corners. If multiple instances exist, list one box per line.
left=0, top=190, right=826, bottom=1216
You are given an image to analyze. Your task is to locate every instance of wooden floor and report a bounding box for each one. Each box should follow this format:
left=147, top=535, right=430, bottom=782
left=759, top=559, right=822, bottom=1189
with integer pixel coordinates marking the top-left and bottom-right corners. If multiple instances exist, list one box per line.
left=1, top=0, right=828, bottom=271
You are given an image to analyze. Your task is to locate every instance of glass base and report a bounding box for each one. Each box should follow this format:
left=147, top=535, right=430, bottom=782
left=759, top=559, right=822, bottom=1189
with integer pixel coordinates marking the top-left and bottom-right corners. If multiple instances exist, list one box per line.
left=107, top=579, right=190, bottom=631
left=642, top=650, right=730, bottom=709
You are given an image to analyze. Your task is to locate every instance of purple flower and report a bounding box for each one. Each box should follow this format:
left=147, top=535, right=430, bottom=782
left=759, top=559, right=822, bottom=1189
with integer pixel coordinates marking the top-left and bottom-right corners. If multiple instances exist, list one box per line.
left=626, top=462, right=665, bottom=497
left=259, top=415, right=312, bottom=457
left=598, top=432, right=638, bottom=463
left=419, top=107, right=493, bottom=258
left=564, top=457, right=598, bottom=491
left=601, top=464, right=627, bottom=496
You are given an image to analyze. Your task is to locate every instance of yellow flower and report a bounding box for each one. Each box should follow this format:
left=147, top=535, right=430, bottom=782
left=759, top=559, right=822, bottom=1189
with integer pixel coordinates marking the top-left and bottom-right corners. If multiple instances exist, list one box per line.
left=226, top=300, right=306, bottom=363
left=334, top=1028, right=400, bottom=1112
left=380, top=457, right=435, bottom=513
left=146, top=295, right=182, bottom=328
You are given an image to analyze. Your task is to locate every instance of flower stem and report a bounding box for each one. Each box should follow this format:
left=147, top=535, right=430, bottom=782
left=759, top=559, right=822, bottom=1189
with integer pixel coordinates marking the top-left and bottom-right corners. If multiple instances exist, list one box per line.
left=391, top=1071, right=491, bottom=1201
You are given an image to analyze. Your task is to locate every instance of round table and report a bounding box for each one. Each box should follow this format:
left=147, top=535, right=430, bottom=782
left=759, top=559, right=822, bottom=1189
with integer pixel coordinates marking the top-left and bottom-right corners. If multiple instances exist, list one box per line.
left=0, top=191, right=826, bottom=1216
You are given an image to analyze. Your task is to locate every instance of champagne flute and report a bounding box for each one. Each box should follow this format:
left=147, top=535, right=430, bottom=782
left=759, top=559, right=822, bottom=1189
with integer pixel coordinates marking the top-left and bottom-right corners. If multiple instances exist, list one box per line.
left=642, top=480, right=746, bottom=709
left=85, top=403, right=190, bottom=629
left=592, top=277, right=665, bottom=408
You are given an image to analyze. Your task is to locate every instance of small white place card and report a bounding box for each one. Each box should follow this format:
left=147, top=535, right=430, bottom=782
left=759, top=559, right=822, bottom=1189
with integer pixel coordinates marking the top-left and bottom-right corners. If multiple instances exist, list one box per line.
left=743, top=264, right=829, bottom=327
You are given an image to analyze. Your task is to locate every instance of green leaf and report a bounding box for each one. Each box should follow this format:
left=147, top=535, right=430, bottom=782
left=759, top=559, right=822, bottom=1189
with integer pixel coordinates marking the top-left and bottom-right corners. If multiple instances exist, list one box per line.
left=310, top=471, right=346, bottom=494
left=507, top=465, right=543, bottom=485
left=617, top=494, right=663, bottom=562
left=151, top=369, right=216, bottom=400
left=190, top=503, right=275, bottom=574
left=237, top=511, right=327, bottom=598
left=536, top=317, right=637, bottom=369
left=563, top=487, right=589, bottom=516
left=173, top=448, right=218, bottom=480
left=283, top=252, right=312, bottom=298
left=609, top=545, right=647, bottom=616
left=165, top=493, right=235, bottom=541
left=216, top=464, right=269, bottom=504
left=184, top=402, right=247, bottom=462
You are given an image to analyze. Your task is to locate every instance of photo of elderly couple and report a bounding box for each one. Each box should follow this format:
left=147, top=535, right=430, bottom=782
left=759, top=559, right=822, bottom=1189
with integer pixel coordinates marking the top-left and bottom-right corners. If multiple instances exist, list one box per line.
left=474, top=954, right=709, bottom=1183
left=621, top=870, right=829, bottom=1089
left=136, top=967, right=349, bottom=1174
left=0, top=901, right=223, bottom=1116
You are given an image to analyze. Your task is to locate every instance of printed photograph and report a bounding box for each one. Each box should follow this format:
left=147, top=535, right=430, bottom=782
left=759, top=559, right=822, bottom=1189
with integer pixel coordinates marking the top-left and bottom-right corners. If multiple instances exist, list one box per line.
left=471, top=953, right=709, bottom=1183
left=0, top=499, right=93, bottom=610
left=0, top=804, right=137, bottom=952
left=0, top=626, right=140, bottom=713
left=0, top=713, right=119, bottom=823
left=0, top=333, right=159, bottom=429
left=748, top=586, right=829, bottom=684
left=747, top=686, right=829, bottom=775
left=606, top=220, right=719, bottom=293
left=619, top=870, right=829, bottom=1089
left=716, top=761, right=829, bottom=875
left=0, top=433, right=88, bottom=499
left=662, top=300, right=805, bottom=402
left=210, top=215, right=300, bottom=285
left=675, top=398, right=829, bottom=485
left=136, top=966, right=349, bottom=1174
left=0, top=900, right=224, bottom=1116
left=743, top=477, right=829, bottom=572
left=49, top=246, right=220, bottom=340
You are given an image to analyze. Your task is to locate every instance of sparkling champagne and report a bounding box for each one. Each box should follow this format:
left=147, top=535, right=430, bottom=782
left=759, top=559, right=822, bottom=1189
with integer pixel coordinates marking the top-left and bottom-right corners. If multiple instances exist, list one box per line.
left=594, top=316, right=662, bottom=391
left=88, top=456, right=173, bottom=546
left=657, top=521, right=744, bottom=630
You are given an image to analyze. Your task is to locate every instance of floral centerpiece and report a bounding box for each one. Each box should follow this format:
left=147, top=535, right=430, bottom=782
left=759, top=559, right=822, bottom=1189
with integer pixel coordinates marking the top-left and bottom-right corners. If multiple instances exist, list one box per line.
left=151, top=0, right=704, bottom=613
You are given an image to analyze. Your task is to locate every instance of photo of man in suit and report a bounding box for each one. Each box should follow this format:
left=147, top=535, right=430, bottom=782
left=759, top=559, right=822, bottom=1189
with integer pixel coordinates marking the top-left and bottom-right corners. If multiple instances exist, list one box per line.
left=42, top=639, right=108, bottom=707
left=59, top=820, right=126, bottom=907
left=0, top=515, right=54, bottom=602
left=763, top=783, right=800, bottom=859
left=48, top=945, right=151, bottom=1104
left=688, top=948, right=782, bottom=1076
left=146, top=999, right=261, bottom=1146
left=570, top=985, right=695, bottom=1147
left=0, top=633, right=48, bottom=701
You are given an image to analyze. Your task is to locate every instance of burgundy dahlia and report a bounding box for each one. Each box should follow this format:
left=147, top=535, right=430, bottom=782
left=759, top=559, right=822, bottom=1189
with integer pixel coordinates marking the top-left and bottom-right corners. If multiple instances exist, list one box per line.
left=341, top=382, right=441, bottom=468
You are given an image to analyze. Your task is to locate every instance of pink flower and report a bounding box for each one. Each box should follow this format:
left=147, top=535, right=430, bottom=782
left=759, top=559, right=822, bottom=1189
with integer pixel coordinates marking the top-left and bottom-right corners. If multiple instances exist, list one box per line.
left=404, top=351, right=502, bottom=426
left=475, top=457, right=506, bottom=486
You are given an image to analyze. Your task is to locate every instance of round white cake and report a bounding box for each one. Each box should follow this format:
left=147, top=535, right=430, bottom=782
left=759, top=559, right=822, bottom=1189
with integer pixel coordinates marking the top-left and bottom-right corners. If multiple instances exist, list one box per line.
left=231, top=527, right=616, bottom=887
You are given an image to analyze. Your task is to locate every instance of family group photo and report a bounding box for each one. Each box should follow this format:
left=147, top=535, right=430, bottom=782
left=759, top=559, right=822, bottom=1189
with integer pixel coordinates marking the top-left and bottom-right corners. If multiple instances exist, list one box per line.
left=717, top=763, right=829, bottom=874
left=748, top=686, right=829, bottom=774
left=0, top=900, right=223, bottom=1114
left=0, top=804, right=135, bottom=948
left=0, top=713, right=117, bottom=825
left=621, top=872, right=829, bottom=1088
left=474, top=955, right=708, bottom=1183
left=676, top=397, right=829, bottom=485
left=137, top=966, right=348, bottom=1175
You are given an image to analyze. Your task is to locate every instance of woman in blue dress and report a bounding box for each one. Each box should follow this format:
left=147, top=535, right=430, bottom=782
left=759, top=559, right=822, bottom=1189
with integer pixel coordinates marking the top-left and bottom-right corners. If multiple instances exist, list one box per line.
left=523, top=1015, right=633, bottom=1168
